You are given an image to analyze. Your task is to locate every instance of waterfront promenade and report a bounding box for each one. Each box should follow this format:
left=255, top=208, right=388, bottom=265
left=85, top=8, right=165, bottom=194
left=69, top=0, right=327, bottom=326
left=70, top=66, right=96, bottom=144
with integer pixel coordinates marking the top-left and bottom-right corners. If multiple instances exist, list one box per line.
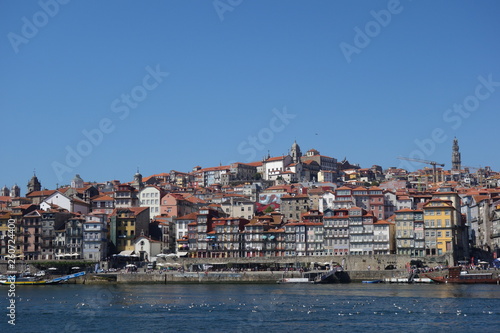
left=84, top=268, right=456, bottom=284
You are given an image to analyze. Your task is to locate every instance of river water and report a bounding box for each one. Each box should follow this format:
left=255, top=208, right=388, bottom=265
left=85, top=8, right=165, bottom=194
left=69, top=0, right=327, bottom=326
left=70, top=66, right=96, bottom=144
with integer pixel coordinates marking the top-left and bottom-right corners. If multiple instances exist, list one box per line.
left=3, top=283, right=500, bottom=332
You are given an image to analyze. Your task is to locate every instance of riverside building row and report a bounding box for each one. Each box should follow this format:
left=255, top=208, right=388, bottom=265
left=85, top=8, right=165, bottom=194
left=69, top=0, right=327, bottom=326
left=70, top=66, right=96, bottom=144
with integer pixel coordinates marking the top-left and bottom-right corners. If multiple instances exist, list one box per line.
left=1, top=140, right=500, bottom=262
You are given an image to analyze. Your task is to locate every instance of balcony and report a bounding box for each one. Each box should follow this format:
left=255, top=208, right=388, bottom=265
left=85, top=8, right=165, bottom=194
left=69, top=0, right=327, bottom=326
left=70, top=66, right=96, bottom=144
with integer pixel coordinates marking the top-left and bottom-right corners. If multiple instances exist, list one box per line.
left=373, top=238, right=388, bottom=243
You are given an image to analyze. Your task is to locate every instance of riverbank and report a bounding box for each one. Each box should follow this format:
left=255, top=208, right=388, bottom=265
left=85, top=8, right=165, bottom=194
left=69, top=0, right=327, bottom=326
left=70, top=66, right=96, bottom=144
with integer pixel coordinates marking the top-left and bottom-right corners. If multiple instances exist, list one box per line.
left=4, top=267, right=499, bottom=284
left=80, top=269, right=452, bottom=284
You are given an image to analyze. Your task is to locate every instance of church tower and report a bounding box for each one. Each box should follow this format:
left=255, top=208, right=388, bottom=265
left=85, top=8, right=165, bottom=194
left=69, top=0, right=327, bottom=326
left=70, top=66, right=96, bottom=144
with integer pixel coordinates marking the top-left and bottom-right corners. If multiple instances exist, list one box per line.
left=11, top=184, right=20, bottom=198
left=71, top=174, right=84, bottom=188
left=1, top=185, right=9, bottom=197
left=132, top=169, right=143, bottom=190
left=27, top=173, right=41, bottom=194
left=290, top=140, right=302, bottom=164
left=451, top=137, right=461, bottom=171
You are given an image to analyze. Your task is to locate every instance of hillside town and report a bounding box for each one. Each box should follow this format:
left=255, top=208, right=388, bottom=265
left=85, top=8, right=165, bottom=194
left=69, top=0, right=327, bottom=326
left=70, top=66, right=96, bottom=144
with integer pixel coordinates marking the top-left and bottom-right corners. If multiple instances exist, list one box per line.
left=1, top=139, right=500, bottom=266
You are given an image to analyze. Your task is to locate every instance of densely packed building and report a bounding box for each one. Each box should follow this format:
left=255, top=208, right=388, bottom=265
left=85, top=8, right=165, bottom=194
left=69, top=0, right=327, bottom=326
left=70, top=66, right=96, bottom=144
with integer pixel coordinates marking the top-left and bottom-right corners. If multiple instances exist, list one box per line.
left=1, top=139, right=500, bottom=264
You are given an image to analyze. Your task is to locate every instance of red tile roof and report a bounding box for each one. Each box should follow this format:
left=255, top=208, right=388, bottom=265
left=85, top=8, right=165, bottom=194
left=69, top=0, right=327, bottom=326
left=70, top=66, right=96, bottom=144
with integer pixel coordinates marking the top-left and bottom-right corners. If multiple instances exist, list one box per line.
left=26, top=190, right=57, bottom=197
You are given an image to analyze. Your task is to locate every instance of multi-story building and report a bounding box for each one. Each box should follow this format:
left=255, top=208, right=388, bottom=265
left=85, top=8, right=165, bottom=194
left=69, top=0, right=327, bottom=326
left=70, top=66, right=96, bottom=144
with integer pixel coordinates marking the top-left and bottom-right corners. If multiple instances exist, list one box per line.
left=263, top=227, right=286, bottom=257
left=109, top=207, right=150, bottom=253
left=301, top=148, right=338, bottom=174
left=65, top=215, right=85, bottom=259
left=53, top=228, right=66, bottom=259
left=114, top=184, right=139, bottom=208
left=301, top=209, right=324, bottom=256
left=373, top=220, right=394, bottom=255
left=139, top=185, right=165, bottom=218
left=220, top=196, right=255, bottom=220
left=195, top=165, right=231, bottom=187
left=280, top=193, right=309, bottom=222
left=169, top=170, right=194, bottom=187
left=186, top=208, right=220, bottom=258
left=91, top=194, right=115, bottom=215
left=83, top=212, right=108, bottom=261
left=262, top=155, right=293, bottom=181
left=323, top=209, right=350, bottom=256
left=368, top=187, right=385, bottom=220
left=348, top=207, right=375, bottom=255
left=160, top=193, right=204, bottom=217
left=0, top=211, right=12, bottom=258
left=229, top=162, right=258, bottom=182
left=353, top=187, right=369, bottom=210
left=423, top=199, right=455, bottom=257
left=491, top=202, right=500, bottom=257
left=40, top=190, right=90, bottom=214
left=318, top=190, right=336, bottom=213
left=432, top=186, right=468, bottom=260
left=243, top=220, right=267, bottom=257
left=150, top=215, right=175, bottom=254
left=174, top=212, right=197, bottom=245
left=209, top=217, right=248, bottom=258
left=333, top=186, right=354, bottom=209
left=20, top=209, right=44, bottom=260
left=240, top=213, right=284, bottom=257
left=40, top=209, right=71, bottom=260
left=284, top=220, right=324, bottom=256
left=394, top=209, right=424, bottom=256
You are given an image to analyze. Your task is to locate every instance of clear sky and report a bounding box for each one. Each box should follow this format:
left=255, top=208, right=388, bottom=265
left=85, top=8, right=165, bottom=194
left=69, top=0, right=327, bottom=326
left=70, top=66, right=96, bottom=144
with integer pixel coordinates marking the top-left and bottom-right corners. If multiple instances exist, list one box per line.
left=1, top=0, right=500, bottom=193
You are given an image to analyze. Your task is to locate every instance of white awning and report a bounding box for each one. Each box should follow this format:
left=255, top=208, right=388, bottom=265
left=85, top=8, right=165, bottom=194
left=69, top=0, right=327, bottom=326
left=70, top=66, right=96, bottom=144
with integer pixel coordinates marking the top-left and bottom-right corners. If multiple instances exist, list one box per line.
left=118, top=250, right=134, bottom=256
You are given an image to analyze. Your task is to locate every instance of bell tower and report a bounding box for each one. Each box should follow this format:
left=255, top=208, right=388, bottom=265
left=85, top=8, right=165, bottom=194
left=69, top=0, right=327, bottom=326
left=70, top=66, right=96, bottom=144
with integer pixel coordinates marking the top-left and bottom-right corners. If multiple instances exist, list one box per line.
left=451, top=137, right=461, bottom=171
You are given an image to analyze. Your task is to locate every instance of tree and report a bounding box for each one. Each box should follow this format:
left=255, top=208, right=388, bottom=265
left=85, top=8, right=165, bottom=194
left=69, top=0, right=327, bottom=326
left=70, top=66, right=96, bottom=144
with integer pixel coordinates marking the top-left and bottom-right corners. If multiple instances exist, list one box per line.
left=264, top=205, right=274, bottom=214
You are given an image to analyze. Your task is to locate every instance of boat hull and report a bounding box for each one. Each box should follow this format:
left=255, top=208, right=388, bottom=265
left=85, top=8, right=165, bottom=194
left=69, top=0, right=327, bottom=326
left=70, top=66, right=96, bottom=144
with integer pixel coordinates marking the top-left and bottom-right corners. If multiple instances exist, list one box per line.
left=426, top=276, right=500, bottom=284
left=0, top=280, right=58, bottom=285
left=426, top=266, right=500, bottom=284
left=0, top=271, right=86, bottom=285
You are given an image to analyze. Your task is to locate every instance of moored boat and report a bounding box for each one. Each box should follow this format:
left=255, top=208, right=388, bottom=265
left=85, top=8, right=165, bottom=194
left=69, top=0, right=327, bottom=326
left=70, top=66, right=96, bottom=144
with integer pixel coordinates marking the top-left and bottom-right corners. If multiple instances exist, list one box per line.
left=426, top=266, right=500, bottom=284
left=0, top=271, right=86, bottom=285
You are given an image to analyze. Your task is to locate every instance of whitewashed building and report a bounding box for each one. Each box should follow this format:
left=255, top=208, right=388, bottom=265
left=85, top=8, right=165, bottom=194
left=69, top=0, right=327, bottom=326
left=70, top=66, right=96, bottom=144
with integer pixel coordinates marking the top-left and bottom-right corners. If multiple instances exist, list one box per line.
left=139, top=185, right=164, bottom=218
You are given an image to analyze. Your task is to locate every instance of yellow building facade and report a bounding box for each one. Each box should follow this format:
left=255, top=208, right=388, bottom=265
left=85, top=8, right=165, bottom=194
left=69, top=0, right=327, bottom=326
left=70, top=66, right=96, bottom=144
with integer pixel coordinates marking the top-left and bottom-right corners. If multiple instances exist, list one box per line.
left=423, top=199, right=455, bottom=256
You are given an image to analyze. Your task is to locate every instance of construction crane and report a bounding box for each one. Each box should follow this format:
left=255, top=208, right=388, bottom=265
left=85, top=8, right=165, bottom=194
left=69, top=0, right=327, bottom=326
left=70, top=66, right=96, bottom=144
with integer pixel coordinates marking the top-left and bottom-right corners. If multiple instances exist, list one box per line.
left=397, top=157, right=445, bottom=184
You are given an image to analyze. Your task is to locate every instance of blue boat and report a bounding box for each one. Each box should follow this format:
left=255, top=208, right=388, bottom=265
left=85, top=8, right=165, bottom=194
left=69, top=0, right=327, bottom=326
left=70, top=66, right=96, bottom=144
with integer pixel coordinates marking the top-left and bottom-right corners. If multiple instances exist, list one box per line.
left=362, top=279, right=383, bottom=283
left=0, top=271, right=86, bottom=285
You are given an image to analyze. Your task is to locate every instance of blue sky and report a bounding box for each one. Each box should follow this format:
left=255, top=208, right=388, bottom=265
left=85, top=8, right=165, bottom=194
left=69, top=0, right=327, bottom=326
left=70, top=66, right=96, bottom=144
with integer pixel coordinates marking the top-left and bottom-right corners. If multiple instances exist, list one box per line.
left=1, top=0, right=500, bottom=193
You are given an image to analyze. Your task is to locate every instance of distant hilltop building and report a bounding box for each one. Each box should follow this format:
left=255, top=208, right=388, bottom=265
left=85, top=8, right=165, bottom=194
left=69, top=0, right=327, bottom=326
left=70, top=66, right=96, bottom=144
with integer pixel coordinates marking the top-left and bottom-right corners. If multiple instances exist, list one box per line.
left=1, top=185, right=9, bottom=197
left=11, top=184, right=20, bottom=197
left=290, top=140, right=302, bottom=164
left=451, top=137, right=461, bottom=171
left=27, top=173, right=41, bottom=194
left=71, top=174, right=84, bottom=188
